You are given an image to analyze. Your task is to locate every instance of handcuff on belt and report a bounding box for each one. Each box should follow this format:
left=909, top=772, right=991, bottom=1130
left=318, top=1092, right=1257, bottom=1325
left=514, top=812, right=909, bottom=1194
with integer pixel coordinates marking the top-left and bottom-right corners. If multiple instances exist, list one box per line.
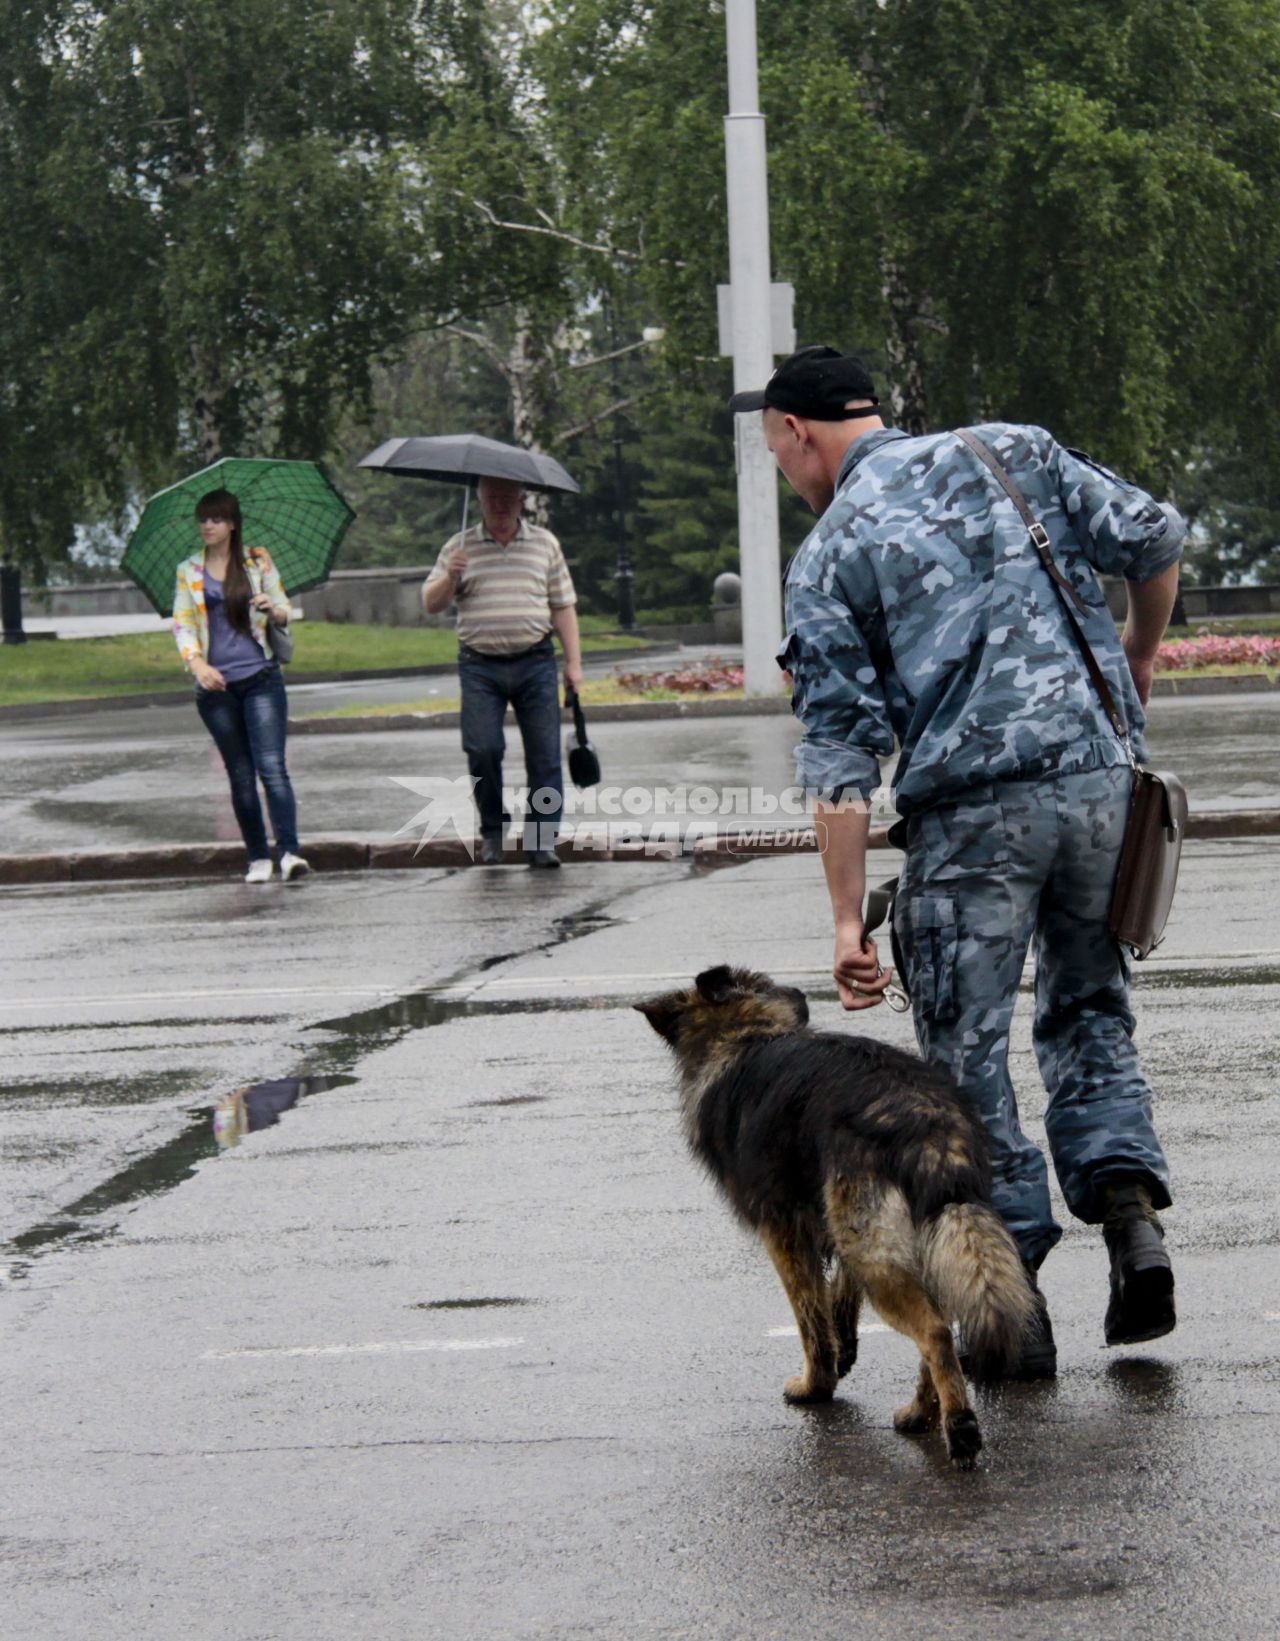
left=859, top=876, right=911, bottom=1012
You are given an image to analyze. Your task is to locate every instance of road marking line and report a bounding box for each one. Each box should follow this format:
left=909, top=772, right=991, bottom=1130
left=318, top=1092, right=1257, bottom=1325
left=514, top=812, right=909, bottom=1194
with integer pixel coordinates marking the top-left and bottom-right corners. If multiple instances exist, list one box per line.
left=204, top=1336, right=524, bottom=1360
left=766, top=1323, right=889, bottom=1338
left=471, top=970, right=831, bottom=992
left=0, top=985, right=395, bottom=1014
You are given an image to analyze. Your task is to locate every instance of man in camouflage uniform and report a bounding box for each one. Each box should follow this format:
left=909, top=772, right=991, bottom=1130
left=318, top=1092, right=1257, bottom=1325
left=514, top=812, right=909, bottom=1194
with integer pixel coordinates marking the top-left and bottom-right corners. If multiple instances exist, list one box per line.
left=731, top=347, right=1182, bottom=1376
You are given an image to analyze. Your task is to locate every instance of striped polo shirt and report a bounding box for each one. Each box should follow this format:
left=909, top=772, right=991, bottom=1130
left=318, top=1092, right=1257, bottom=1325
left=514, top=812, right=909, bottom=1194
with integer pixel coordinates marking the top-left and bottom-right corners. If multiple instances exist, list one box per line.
left=426, top=518, right=577, bottom=657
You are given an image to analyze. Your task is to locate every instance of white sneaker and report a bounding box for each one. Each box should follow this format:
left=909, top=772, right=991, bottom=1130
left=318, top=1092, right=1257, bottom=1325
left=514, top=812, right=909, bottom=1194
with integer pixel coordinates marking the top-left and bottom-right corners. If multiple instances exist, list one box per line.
left=280, top=852, right=311, bottom=882
left=244, top=858, right=274, bottom=884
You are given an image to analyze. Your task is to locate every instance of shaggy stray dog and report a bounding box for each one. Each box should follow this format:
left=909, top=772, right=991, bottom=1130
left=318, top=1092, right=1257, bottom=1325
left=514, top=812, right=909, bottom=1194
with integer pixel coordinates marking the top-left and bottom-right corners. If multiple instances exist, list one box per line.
left=636, top=965, right=1036, bottom=1467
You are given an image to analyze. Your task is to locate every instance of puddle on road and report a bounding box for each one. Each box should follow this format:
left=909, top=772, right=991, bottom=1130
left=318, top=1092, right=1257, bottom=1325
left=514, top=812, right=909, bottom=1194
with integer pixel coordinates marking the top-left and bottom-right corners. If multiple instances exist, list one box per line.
left=3, top=902, right=628, bottom=1273
left=0, top=1068, right=208, bottom=1109
left=6, top=1072, right=356, bottom=1266
left=309, top=906, right=625, bottom=1065
left=1133, top=965, right=1280, bottom=991
left=466, top=1094, right=550, bottom=1108
left=0, top=1015, right=275, bottom=1039
left=412, top=1296, right=538, bottom=1311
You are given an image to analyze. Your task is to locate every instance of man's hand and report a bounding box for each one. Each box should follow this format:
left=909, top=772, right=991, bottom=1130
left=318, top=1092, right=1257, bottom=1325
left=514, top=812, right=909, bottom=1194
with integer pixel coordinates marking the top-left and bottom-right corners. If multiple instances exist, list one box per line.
left=564, top=661, right=585, bottom=693
left=447, top=545, right=468, bottom=579
left=833, top=918, right=894, bottom=1011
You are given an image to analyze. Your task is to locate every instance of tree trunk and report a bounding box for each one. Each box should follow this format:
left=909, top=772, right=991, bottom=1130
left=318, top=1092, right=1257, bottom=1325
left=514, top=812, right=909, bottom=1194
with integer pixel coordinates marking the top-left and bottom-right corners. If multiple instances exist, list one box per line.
left=190, top=342, right=225, bottom=465
left=881, top=260, right=929, bottom=436
left=508, top=310, right=552, bottom=529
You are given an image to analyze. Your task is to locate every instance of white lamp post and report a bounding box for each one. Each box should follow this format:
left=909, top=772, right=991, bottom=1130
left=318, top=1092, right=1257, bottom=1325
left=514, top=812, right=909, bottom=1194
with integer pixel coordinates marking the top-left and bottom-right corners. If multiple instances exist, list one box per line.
left=723, top=0, right=790, bottom=697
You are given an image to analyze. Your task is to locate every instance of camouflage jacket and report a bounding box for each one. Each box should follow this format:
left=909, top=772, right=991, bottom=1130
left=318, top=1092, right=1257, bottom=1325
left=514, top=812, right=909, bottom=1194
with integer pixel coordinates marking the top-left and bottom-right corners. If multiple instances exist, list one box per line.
left=779, top=424, right=1184, bottom=814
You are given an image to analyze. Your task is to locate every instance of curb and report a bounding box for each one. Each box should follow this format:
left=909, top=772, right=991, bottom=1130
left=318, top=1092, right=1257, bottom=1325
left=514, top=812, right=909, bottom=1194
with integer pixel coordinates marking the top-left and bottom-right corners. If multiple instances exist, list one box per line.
left=3, top=810, right=1278, bottom=887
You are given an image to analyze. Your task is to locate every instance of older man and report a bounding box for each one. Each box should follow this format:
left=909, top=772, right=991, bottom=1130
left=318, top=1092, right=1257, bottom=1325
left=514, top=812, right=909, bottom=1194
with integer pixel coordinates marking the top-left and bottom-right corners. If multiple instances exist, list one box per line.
left=733, top=345, right=1183, bottom=1377
left=423, top=476, right=584, bottom=867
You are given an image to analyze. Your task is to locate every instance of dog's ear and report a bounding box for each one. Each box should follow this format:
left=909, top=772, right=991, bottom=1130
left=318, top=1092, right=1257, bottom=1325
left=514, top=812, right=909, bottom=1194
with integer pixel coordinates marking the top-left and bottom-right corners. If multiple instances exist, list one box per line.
left=634, top=997, right=682, bottom=1045
left=695, top=965, right=736, bottom=1005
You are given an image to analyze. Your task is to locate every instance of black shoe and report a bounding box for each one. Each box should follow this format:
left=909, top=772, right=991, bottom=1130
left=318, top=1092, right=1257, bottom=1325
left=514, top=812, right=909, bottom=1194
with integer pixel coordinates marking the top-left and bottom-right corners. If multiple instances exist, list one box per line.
left=526, top=849, right=561, bottom=869
left=962, top=1261, right=1057, bottom=1383
left=1104, top=1185, right=1175, bottom=1346
left=478, top=838, right=505, bottom=865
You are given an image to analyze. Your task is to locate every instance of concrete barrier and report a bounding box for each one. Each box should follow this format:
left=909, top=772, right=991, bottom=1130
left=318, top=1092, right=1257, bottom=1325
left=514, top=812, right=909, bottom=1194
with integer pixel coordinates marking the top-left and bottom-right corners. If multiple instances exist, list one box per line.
left=28, top=568, right=1280, bottom=632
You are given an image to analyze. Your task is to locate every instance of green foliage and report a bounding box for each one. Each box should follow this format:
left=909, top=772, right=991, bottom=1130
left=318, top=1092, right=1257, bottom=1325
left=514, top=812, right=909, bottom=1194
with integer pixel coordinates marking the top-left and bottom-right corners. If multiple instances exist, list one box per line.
left=6, top=0, right=1280, bottom=599
left=0, top=0, right=565, bottom=570
left=535, top=0, right=1280, bottom=545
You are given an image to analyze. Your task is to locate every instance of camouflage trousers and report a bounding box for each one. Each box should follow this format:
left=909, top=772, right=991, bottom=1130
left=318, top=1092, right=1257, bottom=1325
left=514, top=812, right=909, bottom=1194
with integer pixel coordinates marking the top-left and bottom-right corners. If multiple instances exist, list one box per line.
left=892, top=765, right=1171, bottom=1268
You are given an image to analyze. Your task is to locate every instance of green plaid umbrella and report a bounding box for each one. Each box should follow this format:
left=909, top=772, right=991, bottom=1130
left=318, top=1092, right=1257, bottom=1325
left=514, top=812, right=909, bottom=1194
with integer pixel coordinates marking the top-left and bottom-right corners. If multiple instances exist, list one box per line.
left=121, top=458, right=356, bottom=617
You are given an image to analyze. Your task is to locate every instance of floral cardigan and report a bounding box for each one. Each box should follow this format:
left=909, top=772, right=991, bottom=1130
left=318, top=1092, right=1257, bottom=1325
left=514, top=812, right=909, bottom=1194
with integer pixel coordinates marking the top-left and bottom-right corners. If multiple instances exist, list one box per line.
left=172, top=547, right=288, bottom=671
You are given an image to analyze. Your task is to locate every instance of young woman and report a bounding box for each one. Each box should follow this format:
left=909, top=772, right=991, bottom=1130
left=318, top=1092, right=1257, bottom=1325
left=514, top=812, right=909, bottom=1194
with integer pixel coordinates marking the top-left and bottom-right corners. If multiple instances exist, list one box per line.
left=172, top=489, right=309, bottom=883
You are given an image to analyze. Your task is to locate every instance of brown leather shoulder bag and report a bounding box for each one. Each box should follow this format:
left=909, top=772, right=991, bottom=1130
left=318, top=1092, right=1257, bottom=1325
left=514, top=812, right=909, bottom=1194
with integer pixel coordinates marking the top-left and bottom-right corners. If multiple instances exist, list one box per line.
left=955, top=430, right=1187, bottom=959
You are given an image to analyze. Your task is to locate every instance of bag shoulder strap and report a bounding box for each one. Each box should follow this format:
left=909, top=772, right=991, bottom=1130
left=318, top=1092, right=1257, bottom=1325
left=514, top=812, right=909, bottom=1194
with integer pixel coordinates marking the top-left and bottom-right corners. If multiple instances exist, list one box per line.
left=955, top=428, right=1130, bottom=746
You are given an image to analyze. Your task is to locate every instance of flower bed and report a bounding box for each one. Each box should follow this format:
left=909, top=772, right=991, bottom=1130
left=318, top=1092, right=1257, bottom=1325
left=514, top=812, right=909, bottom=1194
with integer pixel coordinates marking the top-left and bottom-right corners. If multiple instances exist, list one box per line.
left=610, top=637, right=1279, bottom=694
left=612, top=659, right=745, bottom=694
left=1156, top=633, right=1280, bottom=672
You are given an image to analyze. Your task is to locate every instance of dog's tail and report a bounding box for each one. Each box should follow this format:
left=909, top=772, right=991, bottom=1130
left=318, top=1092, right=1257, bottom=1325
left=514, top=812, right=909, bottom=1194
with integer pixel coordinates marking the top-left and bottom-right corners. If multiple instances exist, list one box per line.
left=919, top=1203, right=1036, bottom=1376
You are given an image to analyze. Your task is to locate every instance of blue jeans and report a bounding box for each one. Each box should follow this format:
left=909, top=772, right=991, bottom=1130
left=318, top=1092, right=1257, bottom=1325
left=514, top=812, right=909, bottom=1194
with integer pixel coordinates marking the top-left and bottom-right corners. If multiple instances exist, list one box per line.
left=196, top=664, right=300, bottom=859
left=458, top=638, right=563, bottom=850
left=893, top=767, right=1170, bottom=1268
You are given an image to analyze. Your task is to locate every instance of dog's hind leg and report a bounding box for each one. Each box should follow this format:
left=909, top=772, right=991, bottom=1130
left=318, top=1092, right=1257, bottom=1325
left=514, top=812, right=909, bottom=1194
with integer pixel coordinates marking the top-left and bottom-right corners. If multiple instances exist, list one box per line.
left=862, top=1273, right=982, bottom=1468
left=830, top=1259, right=861, bottom=1378
left=759, top=1225, right=838, bottom=1403
left=892, top=1359, right=941, bottom=1434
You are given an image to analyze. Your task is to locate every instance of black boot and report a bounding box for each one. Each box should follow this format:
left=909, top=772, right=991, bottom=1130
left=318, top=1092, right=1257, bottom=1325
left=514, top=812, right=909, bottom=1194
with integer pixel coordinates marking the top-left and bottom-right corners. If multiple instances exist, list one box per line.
left=1007, top=1261, right=1057, bottom=1380
left=963, top=1260, right=1057, bottom=1382
left=1103, top=1183, right=1175, bottom=1346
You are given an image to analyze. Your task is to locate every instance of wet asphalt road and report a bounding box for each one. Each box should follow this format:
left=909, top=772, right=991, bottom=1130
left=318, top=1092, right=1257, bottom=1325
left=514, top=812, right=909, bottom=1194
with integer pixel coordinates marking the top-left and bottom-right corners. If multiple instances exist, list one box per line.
left=2, top=685, right=1279, bottom=857
left=3, top=839, right=1279, bottom=1639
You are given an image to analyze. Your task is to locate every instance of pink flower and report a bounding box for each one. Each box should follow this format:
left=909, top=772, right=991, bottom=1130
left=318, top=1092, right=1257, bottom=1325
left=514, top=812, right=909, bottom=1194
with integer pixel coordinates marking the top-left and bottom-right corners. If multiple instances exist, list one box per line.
left=1156, top=633, right=1280, bottom=672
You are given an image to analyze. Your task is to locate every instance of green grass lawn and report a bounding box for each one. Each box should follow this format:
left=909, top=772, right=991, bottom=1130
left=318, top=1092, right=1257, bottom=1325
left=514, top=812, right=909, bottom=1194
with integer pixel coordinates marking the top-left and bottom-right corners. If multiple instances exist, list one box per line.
left=0, top=619, right=648, bottom=708
left=4, top=619, right=1276, bottom=711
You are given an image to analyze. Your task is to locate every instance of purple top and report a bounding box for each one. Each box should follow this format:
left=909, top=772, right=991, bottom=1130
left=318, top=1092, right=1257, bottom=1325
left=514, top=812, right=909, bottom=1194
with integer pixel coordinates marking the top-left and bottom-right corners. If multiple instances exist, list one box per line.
left=204, top=574, right=270, bottom=682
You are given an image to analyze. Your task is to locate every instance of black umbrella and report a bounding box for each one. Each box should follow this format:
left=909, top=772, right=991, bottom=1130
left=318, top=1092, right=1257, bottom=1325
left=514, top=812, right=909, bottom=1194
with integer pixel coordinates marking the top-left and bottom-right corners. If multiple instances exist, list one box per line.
left=358, top=435, right=580, bottom=494
left=565, top=687, right=601, bottom=788
left=358, top=434, right=580, bottom=540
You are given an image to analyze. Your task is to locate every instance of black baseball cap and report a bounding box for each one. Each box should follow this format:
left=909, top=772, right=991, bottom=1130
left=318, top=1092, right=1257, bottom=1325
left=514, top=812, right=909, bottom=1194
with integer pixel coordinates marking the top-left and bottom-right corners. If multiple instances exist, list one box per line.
left=729, top=345, right=879, bottom=419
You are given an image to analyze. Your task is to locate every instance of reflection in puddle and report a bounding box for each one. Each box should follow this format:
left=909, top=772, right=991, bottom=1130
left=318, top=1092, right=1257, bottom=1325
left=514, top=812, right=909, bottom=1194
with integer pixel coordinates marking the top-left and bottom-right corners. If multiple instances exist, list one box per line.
left=213, top=1075, right=334, bottom=1149
left=8, top=1073, right=356, bottom=1261
left=1105, top=1357, right=1182, bottom=1409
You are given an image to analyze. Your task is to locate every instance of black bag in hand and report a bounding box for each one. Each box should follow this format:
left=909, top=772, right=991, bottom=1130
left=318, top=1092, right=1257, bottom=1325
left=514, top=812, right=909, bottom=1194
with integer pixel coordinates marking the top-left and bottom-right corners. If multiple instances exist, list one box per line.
left=565, top=687, right=601, bottom=788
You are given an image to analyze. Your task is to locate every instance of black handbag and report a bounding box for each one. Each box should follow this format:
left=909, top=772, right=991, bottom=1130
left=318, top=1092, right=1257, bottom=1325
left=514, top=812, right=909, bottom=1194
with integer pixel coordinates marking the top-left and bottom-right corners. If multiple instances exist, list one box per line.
left=565, top=687, right=601, bottom=788
left=955, top=430, right=1186, bottom=959
left=248, top=561, right=294, bottom=663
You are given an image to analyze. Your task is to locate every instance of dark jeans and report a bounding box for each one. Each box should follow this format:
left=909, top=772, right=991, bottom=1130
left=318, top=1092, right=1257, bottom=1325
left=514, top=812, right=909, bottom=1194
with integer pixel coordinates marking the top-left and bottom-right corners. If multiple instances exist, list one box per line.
left=459, top=638, right=563, bottom=850
left=196, top=664, right=299, bottom=859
